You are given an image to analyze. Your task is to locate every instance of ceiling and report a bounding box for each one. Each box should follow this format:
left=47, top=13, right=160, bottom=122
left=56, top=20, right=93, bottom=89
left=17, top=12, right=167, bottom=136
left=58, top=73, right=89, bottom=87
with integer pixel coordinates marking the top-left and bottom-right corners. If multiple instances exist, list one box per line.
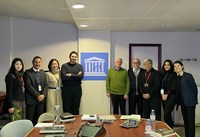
left=1, top=0, right=200, bottom=32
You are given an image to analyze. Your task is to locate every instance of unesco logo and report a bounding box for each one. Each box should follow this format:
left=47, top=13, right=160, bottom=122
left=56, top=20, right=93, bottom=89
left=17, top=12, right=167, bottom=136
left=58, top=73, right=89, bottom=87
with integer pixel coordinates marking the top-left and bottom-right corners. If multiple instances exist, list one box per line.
left=81, top=53, right=108, bottom=80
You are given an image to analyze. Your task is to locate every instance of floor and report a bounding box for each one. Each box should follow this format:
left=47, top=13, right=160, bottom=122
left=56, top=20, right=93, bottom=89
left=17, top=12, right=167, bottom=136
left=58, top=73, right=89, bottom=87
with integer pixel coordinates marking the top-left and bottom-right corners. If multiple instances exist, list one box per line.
left=173, top=125, right=200, bottom=137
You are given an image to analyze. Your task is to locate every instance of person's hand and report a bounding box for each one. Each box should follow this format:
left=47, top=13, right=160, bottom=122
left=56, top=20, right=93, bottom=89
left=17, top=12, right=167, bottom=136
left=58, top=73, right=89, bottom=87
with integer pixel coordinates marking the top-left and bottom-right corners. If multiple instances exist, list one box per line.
left=106, top=92, right=110, bottom=97
left=66, top=73, right=72, bottom=77
left=8, top=107, right=15, bottom=113
left=124, top=95, right=128, bottom=99
left=143, top=93, right=151, bottom=99
left=37, top=95, right=45, bottom=102
left=162, top=94, right=168, bottom=101
left=78, top=71, right=82, bottom=75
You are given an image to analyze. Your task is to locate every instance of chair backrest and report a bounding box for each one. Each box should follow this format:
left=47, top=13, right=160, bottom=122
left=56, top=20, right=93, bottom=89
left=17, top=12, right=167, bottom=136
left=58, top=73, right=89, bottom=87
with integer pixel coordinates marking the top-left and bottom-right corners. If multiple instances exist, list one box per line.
left=37, top=112, right=54, bottom=123
left=0, top=119, right=33, bottom=137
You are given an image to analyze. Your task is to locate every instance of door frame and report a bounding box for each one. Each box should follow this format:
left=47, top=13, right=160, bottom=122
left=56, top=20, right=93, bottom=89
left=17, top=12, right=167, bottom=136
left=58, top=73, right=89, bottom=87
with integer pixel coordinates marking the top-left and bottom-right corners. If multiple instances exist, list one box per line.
left=129, top=43, right=162, bottom=70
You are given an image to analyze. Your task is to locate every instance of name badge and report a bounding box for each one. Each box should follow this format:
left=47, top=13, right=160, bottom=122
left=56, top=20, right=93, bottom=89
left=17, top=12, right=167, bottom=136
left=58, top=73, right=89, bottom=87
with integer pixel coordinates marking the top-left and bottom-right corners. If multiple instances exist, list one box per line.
left=56, top=87, right=60, bottom=90
left=160, top=89, right=164, bottom=94
left=22, top=87, right=25, bottom=92
left=144, top=83, right=148, bottom=87
left=38, top=85, right=42, bottom=91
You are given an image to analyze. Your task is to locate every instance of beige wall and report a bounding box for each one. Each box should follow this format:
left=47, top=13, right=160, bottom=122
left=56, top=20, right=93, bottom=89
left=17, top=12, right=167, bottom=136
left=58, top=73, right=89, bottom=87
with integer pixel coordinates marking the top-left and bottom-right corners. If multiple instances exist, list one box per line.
left=78, top=31, right=111, bottom=114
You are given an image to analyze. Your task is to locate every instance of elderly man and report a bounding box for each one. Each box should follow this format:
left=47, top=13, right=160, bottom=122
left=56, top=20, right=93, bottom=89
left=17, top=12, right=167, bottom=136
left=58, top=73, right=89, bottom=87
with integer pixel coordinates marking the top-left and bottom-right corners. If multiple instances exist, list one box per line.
left=139, top=58, right=161, bottom=120
left=106, top=58, right=130, bottom=114
left=128, top=58, right=144, bottom=116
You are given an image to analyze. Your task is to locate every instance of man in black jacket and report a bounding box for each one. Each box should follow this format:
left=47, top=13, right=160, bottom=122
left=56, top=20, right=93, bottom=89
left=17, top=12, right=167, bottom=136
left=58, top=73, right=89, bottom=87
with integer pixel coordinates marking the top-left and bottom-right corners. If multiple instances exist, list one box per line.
left=139, top=58, right=161, bottom=120
left=128, top=58, right=144, bottom=116
left=24, top=56, right=47, bottom=125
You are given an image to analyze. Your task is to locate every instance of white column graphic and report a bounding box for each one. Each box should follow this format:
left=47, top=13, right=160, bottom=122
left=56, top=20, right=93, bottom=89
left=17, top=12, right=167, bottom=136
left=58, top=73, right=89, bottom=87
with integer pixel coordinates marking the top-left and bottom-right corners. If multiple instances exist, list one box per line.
left=84, top=57, right=106, bottom=76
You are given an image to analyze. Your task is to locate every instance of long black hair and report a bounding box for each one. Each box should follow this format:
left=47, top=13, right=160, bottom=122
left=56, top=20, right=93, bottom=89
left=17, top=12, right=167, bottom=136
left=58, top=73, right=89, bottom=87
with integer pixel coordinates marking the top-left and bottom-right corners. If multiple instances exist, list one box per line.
left=8, top=58, right=24, bottom=76
left=161, top=59, right=173, bottom=74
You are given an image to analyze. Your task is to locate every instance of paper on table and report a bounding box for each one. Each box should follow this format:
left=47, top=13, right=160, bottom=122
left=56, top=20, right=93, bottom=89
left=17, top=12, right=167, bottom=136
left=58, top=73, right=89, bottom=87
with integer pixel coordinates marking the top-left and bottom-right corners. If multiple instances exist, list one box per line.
left=120, top=114, right=141, bottom=121
left=81, top=114, right=97, bottom=121
left=35, top=123, right=54, bottom=127
left=98, top=115, right=116, bottom=120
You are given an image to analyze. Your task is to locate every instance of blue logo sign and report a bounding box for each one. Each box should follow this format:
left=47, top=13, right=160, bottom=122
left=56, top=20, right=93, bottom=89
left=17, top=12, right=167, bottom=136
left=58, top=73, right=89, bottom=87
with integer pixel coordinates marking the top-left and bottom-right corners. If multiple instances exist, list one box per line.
left=81, top=52, right=108, bottom=80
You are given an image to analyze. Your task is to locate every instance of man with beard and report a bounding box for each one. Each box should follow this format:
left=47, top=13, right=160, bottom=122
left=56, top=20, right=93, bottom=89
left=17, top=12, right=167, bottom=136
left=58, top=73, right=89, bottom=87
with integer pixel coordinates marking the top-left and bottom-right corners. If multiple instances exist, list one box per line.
left=61, top=51, right=84, bottom=115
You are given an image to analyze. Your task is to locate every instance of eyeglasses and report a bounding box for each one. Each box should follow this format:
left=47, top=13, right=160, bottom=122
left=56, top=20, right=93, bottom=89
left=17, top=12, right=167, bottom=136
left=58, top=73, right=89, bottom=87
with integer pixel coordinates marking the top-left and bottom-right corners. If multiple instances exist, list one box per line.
left=133, top=62, right=139, bottom=64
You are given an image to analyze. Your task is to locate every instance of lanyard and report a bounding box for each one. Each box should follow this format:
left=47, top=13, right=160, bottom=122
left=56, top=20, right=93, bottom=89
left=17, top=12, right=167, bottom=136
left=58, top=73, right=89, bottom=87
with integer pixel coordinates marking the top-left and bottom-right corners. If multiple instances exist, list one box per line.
left=20, top=76, right=24, bottom=88
left=162, top=74, right=168, bottom=88
left=145, top=72, right=151, bottom=83
left=162, top=74, right=168, bottom=83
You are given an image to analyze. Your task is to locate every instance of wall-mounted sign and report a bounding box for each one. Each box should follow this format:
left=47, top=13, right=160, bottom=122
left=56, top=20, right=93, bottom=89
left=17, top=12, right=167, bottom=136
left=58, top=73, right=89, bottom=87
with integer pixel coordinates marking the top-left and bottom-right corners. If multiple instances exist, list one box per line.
left=81, top=52, right=108, bottom=80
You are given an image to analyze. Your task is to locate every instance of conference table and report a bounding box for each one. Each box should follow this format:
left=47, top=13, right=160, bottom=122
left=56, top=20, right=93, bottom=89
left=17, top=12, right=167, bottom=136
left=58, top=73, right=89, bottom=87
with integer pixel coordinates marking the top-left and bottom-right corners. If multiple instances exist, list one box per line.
left=26, top=115, right=180, bottom=137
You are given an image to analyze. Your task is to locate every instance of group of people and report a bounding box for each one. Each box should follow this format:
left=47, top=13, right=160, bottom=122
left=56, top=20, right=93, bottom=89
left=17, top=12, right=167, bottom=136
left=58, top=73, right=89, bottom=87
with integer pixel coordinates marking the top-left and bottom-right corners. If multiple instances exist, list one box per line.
left=4, top=51, right=84, bottom=125
left=4, top=52, right=198, bottom=137
left=106, top=58, right=198, bottom=137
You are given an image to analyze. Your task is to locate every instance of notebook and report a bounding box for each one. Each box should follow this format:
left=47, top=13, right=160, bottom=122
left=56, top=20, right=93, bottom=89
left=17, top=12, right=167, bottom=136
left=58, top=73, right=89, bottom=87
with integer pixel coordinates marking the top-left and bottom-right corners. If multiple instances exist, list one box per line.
left=60, top=112, right=74, bottom=119
left=39, top=125, right=66, bottom=134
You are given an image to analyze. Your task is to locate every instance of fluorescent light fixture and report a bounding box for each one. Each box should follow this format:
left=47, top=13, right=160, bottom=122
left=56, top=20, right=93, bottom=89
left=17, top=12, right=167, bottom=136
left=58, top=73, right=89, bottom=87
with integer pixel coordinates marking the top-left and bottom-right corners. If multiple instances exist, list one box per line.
left=195, top=28, right=200, bottom=31
left=71, top=3, right=85, bottom=9
left=80, top=24, right=88, bottom=28
left=162, top=24, right=175, bottom=28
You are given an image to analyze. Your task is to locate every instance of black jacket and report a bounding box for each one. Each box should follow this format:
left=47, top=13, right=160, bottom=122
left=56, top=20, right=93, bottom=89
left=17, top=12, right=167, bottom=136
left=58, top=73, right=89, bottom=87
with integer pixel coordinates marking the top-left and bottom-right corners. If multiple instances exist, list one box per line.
left=24, top=68, right=47, bottom=105
left=139, top=67, right=161, bottom=97
left=5, top=73, right=25, bottom=108
left=128, top=67, right=144, bottom=95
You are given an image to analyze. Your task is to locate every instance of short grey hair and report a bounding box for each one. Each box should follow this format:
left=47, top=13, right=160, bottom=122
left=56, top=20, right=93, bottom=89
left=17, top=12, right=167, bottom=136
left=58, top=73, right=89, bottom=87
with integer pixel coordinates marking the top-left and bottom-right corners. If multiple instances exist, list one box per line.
left=143, top=58, right=153, bottom=65
left=115, top=57, right=123, bottom=63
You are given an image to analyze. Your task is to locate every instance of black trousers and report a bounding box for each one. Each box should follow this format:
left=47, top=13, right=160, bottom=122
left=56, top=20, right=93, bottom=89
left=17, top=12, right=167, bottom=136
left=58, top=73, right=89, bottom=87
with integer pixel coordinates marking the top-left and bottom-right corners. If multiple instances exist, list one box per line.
left=62, top=85, right=82, bottom=115
left=181, top=104, right=196, bottom=137
left=26, top=101, right=44, bottom=125
left=162, top=94, right=176, bottom=128
left=110, top=94, right=126, bottom=115
left=128, top=92, right=143, bottom=116
left=143, top=96, right=161, bottom=120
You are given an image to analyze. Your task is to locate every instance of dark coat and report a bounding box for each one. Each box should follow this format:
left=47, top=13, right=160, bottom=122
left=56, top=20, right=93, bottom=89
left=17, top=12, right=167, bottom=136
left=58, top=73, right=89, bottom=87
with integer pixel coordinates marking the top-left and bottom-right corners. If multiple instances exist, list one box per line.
left=128, top=67, right=144, bottom=95
left=5, top=73, right=25, bottom=108
left=139, top=67, right=161, bottom=97
left=24, top=68, right=47, bottom=105
left=179, top=72, right=198, bottom=107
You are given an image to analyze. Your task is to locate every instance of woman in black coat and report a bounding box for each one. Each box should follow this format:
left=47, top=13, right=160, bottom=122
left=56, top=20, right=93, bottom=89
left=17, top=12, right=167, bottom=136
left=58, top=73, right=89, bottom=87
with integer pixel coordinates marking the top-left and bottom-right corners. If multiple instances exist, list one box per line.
left=5, top=58, right=25, bottom=121
left=174, top=60, right=197, bottom=137
left=160, top=59, right=176, bottom=128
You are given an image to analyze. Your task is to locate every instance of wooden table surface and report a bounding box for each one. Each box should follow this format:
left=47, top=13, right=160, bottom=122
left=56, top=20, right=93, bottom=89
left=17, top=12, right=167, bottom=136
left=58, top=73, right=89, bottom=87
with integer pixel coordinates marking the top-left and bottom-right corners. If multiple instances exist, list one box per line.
left=26, top=115, right=180, bottom=137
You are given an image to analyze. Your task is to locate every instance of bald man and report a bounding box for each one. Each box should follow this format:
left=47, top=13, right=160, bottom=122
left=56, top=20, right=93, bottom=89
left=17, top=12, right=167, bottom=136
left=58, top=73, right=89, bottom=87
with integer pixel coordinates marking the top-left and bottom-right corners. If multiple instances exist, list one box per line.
left=106, top=58, right=130, bottom=114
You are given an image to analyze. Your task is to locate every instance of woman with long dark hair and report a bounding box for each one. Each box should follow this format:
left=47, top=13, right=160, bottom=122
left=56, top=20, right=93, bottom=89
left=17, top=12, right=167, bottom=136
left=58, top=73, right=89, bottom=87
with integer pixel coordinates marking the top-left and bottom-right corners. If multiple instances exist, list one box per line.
left=5, top=58, right=25, bottom=121
left=160, top=59, right=176, bottom=128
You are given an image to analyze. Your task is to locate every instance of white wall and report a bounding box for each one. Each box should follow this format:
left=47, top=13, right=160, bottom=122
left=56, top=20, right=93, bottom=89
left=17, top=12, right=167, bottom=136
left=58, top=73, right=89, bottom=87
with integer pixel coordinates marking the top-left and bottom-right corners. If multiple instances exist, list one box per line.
left=11, top=17, right=78, bottom=70
left=0, top=16, right=78, bottom=91
left=0, top=16, right=11, bottom=91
